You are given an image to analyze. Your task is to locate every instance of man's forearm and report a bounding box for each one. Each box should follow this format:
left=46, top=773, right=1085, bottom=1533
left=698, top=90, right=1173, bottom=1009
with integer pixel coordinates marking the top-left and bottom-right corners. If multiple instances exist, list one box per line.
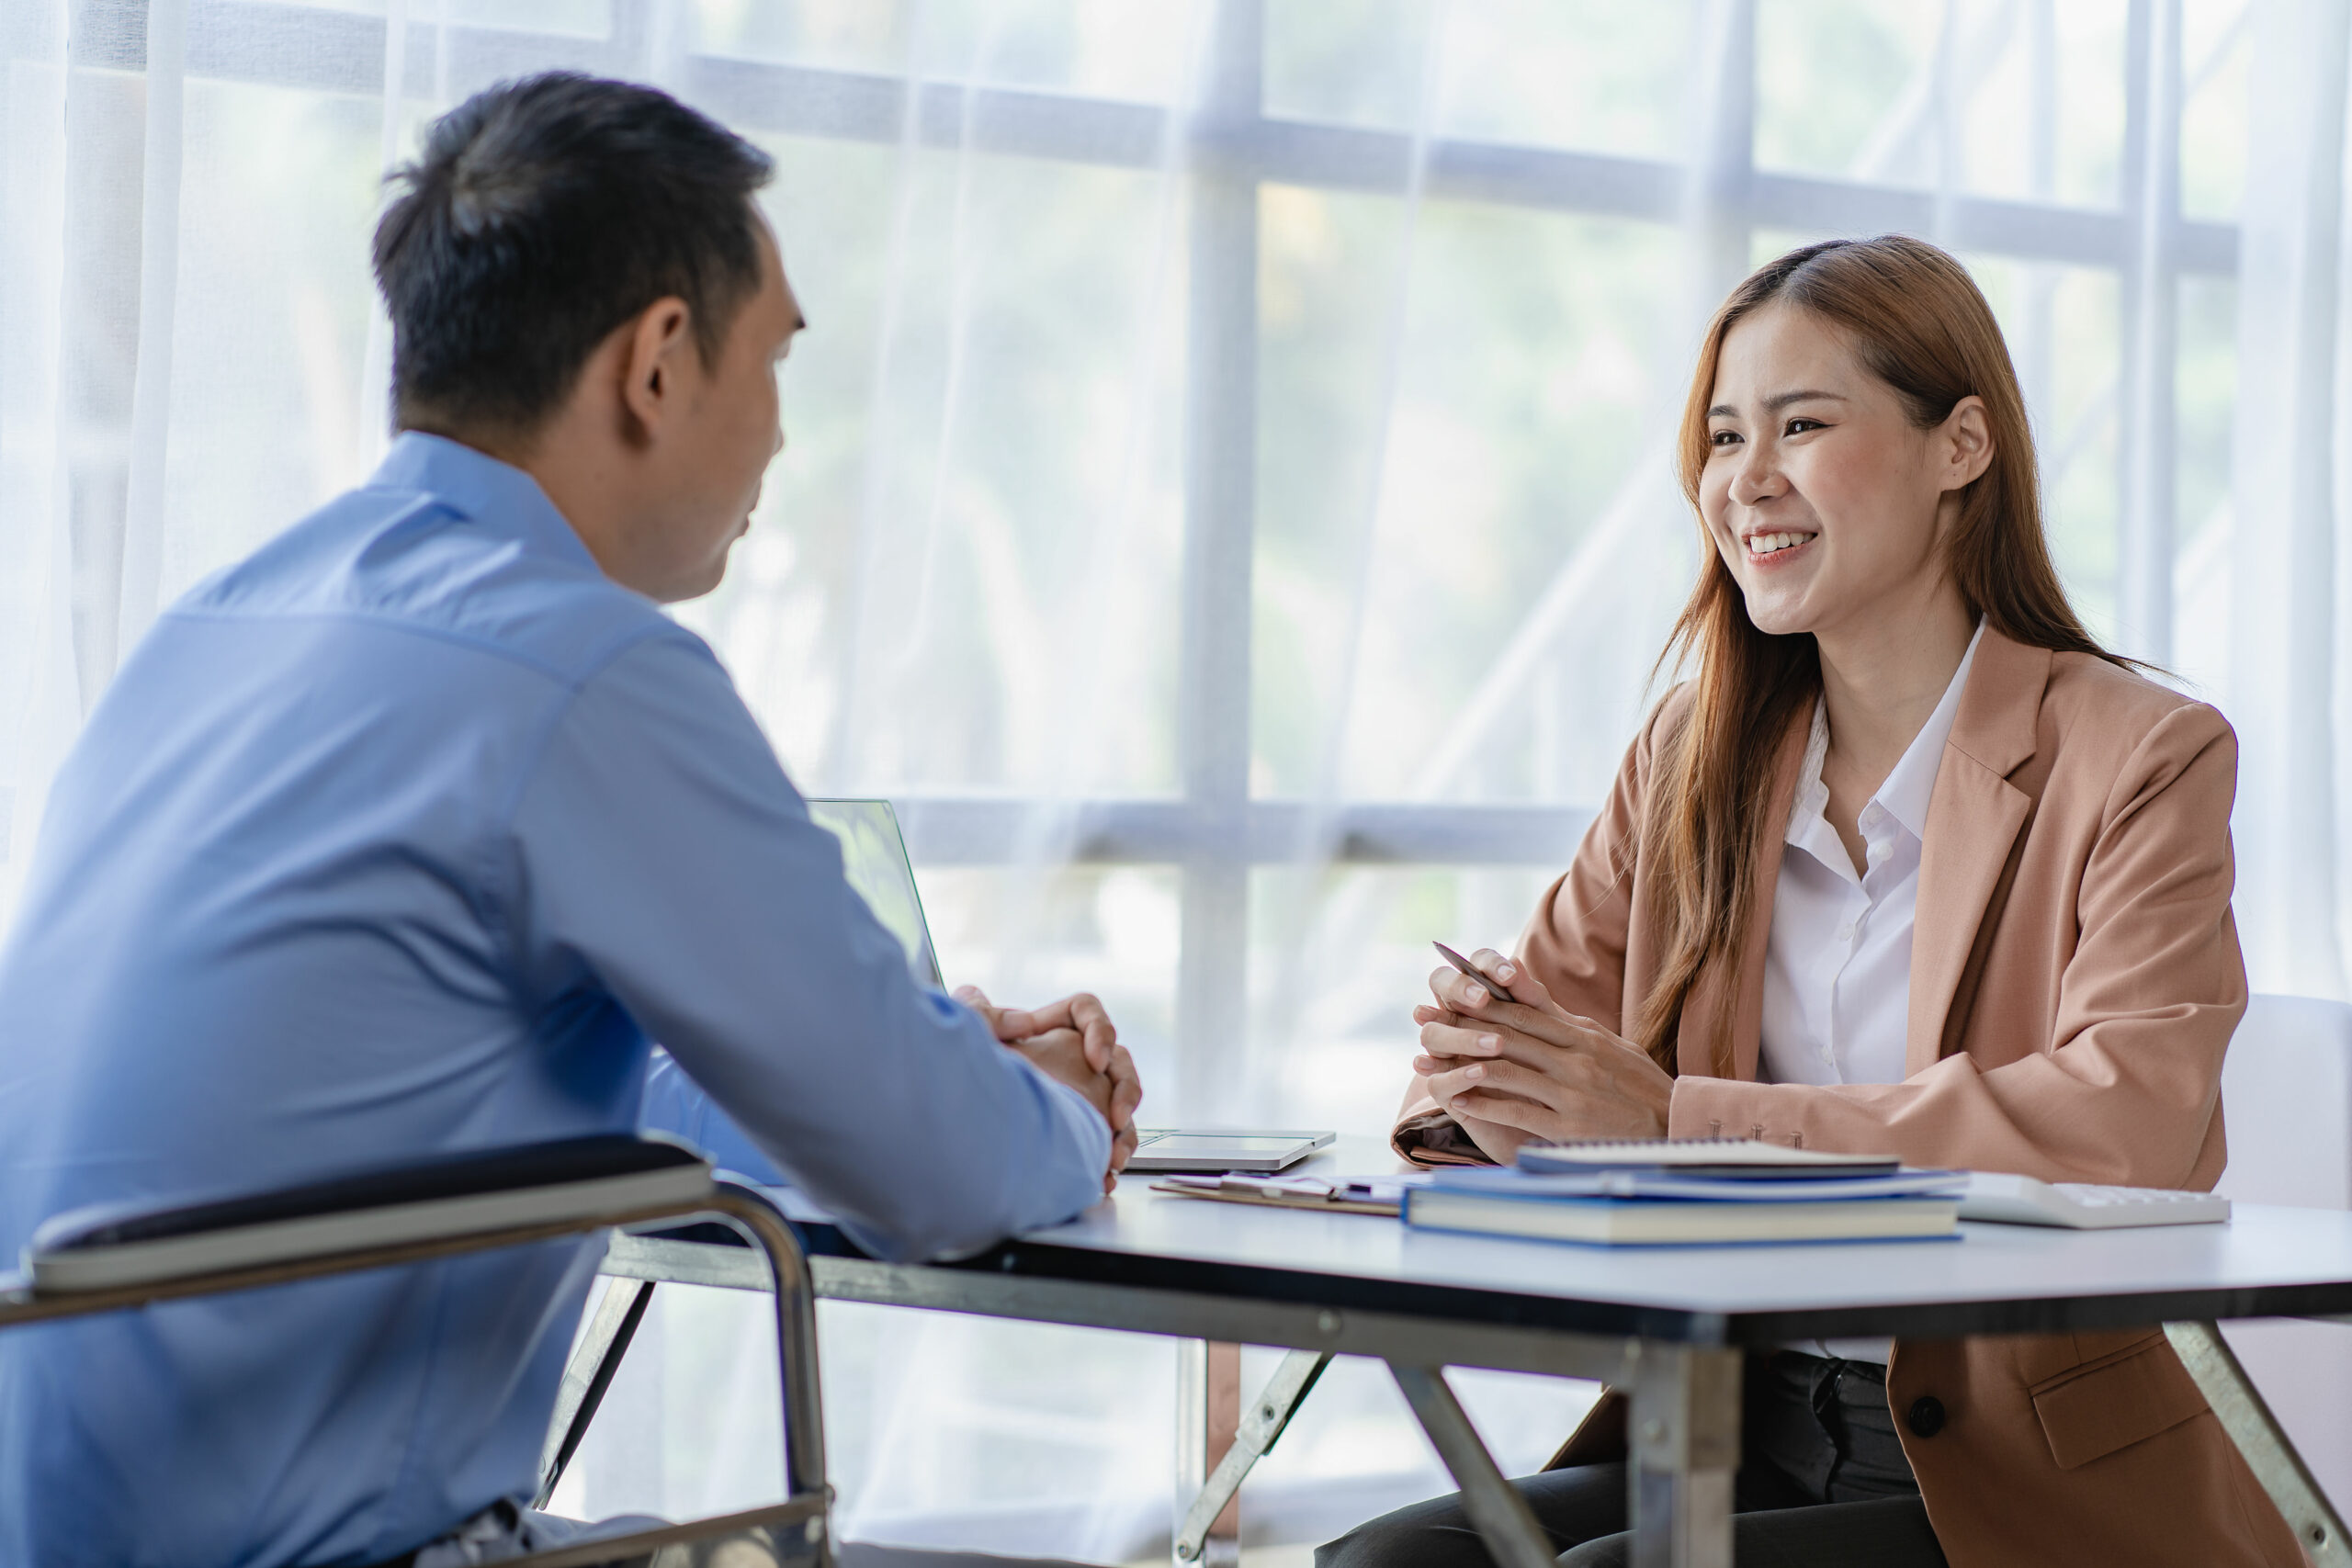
left=642, top=1013, right=1111, bottom=1260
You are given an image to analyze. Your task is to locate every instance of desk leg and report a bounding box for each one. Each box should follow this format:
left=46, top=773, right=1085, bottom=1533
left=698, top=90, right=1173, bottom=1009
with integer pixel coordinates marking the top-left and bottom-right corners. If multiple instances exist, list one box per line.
left=537, top=1278, right=653, bottom=1507
left=1175, top=1349, right=1332, bottom=1563
left=1627, top=1344, right=1739, bottom=1568
left=1176, top=1340, right=1244, bottom=1568
left=2165, top=1322, right=2352, bottom=1566
left=1388, top=1362, right=1556, bottom=1568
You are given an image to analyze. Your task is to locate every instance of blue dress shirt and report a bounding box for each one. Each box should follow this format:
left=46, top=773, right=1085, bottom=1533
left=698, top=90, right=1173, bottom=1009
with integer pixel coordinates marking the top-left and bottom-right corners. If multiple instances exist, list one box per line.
left=0, top=434, right=1108, bottom=1568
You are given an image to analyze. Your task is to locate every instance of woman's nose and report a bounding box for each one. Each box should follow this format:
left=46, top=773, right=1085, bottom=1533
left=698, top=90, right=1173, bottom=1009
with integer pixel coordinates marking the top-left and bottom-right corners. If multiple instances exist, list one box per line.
left=1729, top=445, right=1783, bottom=507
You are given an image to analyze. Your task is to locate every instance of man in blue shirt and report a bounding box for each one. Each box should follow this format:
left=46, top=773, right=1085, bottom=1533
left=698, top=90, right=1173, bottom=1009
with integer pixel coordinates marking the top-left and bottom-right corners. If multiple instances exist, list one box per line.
left=0, top=73, right=1138, bottom=1568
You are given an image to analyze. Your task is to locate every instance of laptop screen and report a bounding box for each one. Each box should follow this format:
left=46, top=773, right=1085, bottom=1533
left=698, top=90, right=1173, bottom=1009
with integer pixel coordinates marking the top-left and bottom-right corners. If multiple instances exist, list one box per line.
left=806, top=799, right=945, bottom=991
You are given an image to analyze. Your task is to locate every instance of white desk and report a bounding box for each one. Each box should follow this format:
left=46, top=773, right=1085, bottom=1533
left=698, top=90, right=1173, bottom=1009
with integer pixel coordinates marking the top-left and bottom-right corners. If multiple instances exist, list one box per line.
left=589, top=1136, right=2352, bottom=1568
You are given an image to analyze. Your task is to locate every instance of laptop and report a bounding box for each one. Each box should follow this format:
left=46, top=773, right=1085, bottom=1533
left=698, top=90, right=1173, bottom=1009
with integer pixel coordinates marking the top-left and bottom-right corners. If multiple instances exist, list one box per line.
left=807, top=800, right=1335, bottom=1175
left=807, top=798, right=944, bottom=989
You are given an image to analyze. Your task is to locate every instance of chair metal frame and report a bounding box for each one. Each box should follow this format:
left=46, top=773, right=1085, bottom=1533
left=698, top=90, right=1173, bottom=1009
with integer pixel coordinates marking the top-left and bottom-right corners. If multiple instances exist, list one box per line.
left=0, top=1149, right=831, bottom=1568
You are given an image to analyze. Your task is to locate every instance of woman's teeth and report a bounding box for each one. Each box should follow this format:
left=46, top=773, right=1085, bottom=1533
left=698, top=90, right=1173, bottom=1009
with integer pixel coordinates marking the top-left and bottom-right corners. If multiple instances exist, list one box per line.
left=1748, top=531, right=1815, bottom=557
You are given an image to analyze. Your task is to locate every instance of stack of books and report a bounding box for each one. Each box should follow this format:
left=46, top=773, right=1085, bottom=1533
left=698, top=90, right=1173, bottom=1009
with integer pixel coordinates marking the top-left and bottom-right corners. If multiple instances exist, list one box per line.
left=1403, top=1138, right=1965, bottom=1246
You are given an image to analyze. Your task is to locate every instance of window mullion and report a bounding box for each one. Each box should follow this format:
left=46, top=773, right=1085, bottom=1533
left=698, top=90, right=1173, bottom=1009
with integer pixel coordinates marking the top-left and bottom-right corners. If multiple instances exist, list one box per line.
left=1174, top=0, right=1261, bottom=1123
left=2119, top=0, right=2183, bottom=664
left=1689, top=0, right=1758, bottom=312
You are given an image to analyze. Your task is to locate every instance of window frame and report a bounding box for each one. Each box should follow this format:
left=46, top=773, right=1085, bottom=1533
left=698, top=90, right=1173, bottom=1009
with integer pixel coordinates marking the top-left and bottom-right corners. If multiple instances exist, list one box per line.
left=52, top=0, right=2234, bottom=1104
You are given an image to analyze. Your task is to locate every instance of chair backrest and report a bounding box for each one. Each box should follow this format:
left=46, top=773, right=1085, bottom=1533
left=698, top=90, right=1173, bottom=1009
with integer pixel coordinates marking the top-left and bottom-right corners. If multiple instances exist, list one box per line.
left=0, top=1138, right=830, bottom=1568
left=28, top=1134, right=712, bottom=1292
left=2217, top=993, right=2352, bottom=1208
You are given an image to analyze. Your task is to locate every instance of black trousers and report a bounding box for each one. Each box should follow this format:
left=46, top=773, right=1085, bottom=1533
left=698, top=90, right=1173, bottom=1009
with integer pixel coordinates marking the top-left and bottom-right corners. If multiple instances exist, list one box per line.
left=1317, top=1352, right=1950, bottom=1568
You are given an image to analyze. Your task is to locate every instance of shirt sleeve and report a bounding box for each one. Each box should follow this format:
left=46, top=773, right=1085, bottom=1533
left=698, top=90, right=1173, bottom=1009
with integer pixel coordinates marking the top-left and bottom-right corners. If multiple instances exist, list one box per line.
left=506, top=629, right=1110, bottom=1261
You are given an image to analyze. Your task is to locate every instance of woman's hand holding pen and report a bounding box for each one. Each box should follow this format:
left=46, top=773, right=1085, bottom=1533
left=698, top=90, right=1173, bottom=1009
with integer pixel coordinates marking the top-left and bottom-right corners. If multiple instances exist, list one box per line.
left=957, top=987, right=1143, bottom=1192
left=1412, top=951, right=1673, bottom=1164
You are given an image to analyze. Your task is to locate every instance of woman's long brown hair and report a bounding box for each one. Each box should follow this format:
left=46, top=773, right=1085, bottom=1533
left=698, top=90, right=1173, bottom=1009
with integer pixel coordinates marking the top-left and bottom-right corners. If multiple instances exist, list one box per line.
left=1633, top=235, right=2120, bottom=1075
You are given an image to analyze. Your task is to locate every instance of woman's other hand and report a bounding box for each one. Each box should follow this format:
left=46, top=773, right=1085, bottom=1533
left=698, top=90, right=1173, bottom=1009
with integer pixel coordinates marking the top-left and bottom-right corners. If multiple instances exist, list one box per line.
left=1411, top=950, right=1673, bottom=1162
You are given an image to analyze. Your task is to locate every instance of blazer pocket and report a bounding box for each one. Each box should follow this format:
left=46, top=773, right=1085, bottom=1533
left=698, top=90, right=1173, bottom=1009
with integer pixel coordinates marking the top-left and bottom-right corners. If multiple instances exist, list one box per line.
left=2029, top=1330, right=2211, bottom=1470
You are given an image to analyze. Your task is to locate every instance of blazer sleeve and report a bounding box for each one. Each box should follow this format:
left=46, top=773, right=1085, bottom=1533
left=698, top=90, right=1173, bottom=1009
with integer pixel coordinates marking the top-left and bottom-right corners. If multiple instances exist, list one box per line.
left=1390, top=696, right=1667, bottom=1165
left=1668, top=701, right=2246, bottom=1188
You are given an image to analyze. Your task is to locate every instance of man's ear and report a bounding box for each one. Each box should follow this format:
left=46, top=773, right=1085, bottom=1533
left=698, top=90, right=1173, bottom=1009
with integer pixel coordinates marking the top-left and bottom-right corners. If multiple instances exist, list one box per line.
left=616, top=296, right=695, bottom=445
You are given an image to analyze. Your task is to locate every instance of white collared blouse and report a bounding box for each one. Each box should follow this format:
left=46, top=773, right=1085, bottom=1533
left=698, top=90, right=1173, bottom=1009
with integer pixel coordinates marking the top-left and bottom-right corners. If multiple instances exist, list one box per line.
left=1758, top=623, right=1985, bottom=1092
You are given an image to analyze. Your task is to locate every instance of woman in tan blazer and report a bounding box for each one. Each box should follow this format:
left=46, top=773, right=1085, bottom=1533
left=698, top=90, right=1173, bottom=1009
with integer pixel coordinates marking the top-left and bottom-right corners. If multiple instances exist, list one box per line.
left=1321, top=237, right=2303, bottom=1568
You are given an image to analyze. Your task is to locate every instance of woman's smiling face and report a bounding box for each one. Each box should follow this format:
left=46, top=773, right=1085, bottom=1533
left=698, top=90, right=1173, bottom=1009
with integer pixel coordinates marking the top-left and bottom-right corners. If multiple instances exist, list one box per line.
left=1698, top=302, right=1984, bottom=640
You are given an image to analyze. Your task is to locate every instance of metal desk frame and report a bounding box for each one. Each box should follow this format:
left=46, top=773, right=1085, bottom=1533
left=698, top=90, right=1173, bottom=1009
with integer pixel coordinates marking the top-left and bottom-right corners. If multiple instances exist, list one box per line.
left=577, top=1218, right=2352, bottom=1568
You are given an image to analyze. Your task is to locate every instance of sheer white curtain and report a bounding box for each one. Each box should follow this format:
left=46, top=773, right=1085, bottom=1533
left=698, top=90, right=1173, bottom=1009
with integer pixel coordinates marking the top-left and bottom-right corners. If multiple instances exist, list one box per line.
left=0, top=0, right=2306, bottom=1556
left=2202, top=0, right=2349, bottom=998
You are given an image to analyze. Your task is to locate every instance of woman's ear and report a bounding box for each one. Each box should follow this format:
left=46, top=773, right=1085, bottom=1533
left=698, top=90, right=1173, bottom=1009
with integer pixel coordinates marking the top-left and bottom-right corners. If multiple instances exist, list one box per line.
left=1939, top=394, right=1995, bottom=491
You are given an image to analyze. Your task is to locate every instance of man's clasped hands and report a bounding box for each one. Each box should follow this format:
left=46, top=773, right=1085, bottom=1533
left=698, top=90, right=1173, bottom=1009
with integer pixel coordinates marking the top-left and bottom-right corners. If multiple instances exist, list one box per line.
left=956, top=987, right=1142, bottom=1192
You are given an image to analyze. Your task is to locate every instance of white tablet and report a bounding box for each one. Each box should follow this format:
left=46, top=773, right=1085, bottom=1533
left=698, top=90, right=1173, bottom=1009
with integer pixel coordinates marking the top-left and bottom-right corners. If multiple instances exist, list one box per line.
left=1125, top=1130, right=1337, bottom=1174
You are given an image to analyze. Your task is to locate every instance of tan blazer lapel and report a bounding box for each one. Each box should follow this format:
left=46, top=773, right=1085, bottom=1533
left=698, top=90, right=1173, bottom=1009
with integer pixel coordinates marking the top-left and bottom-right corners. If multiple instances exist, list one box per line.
left=1905, top=630, right=2051, bottom=1077
left=1677, top=704, right=1810, bottom=1083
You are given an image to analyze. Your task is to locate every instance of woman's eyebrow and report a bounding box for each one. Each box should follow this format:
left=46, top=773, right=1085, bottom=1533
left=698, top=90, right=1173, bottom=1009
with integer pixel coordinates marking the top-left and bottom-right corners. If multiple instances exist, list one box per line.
left=1702, top=385, right=1844, bottom=415
left=1762, top=388, right=1848, bottom=411
left=1707, top=388, right=1849, bottom=419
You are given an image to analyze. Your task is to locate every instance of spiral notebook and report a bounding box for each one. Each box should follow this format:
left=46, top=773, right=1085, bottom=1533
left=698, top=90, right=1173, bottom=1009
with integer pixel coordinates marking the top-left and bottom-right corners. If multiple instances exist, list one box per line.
left=1516, top=1137, right=1901, bottom=1179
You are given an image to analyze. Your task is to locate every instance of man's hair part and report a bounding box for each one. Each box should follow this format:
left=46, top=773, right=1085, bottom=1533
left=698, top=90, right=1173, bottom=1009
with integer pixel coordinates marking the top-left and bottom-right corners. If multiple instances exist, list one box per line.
left=373, top=72, right=775, bottom=440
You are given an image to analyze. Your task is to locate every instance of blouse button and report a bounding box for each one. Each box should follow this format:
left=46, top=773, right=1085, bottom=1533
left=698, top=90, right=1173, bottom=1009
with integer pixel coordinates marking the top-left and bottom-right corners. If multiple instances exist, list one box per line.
left=1906, top=1396, right=1947, bottom=1438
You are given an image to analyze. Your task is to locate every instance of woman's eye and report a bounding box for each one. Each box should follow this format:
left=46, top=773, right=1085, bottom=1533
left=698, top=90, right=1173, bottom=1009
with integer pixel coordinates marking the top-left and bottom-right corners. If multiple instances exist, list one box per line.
left=1709, top=429, right=1741, bottom=447
left=1785, top=417, right=1826, bottom=435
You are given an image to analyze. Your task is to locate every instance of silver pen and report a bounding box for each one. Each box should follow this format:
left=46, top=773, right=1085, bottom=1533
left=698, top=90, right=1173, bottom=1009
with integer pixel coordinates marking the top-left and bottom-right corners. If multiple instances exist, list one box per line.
left=1431, top=941, right=1519, bottom=1005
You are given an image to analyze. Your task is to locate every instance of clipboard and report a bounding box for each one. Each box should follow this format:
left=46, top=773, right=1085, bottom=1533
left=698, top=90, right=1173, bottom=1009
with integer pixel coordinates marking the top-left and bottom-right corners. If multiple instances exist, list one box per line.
left=1148, top=1173, right=1422, bottom=1217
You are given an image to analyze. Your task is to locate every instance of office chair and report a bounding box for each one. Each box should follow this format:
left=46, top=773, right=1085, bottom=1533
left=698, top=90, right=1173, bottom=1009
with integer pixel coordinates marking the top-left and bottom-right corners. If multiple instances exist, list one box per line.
left=2215, top=993, right=2352, bottom=1518
left=0, top=1134, right=829, bottom=1568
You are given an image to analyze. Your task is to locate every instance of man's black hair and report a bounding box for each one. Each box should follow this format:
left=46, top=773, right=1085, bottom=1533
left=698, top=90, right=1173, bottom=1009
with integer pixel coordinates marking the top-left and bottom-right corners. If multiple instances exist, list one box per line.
left=373, top=72, right=775, bottom=438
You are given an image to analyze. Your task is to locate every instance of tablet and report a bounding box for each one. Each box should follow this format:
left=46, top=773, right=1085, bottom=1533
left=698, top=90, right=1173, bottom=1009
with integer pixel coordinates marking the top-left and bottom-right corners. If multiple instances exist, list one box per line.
left=1124, top=1130, right=1337, bottom=1174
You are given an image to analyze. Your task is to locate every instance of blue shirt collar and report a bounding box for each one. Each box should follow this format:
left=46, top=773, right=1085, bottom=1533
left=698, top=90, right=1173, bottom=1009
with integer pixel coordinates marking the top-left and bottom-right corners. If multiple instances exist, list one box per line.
left=368, top=431, right=605, bottom=577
